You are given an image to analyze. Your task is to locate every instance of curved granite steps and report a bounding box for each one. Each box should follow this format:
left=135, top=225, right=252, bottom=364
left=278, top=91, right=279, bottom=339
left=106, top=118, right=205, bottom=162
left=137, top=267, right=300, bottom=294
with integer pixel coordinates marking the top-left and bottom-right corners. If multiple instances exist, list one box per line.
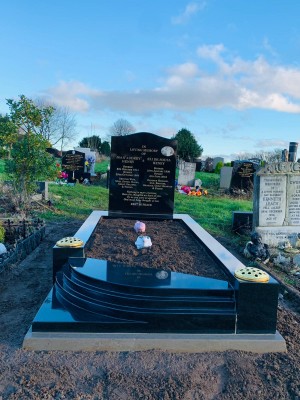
left=53, top=259, right=236, bottom=324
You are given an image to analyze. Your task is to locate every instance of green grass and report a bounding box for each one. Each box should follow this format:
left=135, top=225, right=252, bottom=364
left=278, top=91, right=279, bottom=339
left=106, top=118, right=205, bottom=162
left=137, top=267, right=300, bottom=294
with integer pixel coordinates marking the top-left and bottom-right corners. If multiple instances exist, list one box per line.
left=0, top=159, right=253, bottom=239
left=38, top=183, right=109, bottom=220
left=175, top=192, right=252, bottom=236
left=95, top=160, right=109, bottom=174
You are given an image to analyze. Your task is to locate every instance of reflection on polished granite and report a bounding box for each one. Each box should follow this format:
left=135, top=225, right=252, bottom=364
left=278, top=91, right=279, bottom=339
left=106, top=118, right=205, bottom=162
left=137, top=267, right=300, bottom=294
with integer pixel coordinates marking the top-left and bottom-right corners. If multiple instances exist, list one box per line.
left=32, top=257, right=237, bottom=334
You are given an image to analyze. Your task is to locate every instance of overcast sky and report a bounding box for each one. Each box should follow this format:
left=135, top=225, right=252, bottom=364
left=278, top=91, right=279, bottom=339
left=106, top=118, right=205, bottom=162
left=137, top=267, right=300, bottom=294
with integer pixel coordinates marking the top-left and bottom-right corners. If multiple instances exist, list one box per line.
left=1, top=0, right=300, bottom=160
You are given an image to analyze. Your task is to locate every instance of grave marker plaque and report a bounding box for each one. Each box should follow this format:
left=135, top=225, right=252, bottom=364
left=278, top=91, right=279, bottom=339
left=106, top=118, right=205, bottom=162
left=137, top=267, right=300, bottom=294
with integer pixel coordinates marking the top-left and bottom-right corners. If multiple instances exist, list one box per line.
left=62, top=150, right=85, bottom=183
left=109, top=132, right=177, bottom=218
left=230, top=161, right=258, bottom=192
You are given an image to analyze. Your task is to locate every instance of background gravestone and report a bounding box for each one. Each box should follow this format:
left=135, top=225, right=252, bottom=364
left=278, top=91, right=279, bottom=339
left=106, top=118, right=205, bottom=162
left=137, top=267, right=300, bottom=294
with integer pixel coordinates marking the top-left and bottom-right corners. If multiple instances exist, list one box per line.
left=220, top=166, right=233, bottom=190
left=178, top=161, right=196, bottom=186
left=109, top=132, right=177, bottom=218
left=230, top=161, right=259, bottom=193
left=74, top=147, right=97, bottom=175
left=62, top=150, right=85, bottom=183
left=253, top=161, right=300, bottom=246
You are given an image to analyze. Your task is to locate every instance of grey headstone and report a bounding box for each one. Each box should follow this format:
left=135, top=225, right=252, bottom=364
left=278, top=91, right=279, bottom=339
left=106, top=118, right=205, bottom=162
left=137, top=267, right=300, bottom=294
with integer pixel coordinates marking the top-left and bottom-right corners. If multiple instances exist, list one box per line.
left=220, top=167, right=233, bottom=189
left=178, top=161, right=196, bottom=186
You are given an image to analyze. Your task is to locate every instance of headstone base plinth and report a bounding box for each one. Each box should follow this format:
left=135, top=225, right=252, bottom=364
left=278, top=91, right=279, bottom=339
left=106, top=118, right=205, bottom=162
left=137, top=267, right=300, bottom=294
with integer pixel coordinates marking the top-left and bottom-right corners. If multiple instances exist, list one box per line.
left=256, top=226, right=300, bottom=247
left=23, top=329, right=286, bottom=353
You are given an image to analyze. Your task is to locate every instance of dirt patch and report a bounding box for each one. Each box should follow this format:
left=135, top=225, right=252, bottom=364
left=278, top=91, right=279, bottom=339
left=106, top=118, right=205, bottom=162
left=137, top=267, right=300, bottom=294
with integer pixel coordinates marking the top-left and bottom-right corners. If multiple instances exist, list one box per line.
left=86, top=218, right=228, bottom=280
left=0, top=218, right=300, bottom=399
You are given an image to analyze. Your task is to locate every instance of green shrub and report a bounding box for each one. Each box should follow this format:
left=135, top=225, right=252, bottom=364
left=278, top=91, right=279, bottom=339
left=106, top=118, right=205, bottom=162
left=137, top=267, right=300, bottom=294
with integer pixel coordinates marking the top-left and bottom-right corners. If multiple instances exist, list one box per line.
left=214, top=161, right=224, bottom=174
left=0, top=223, right=5, bottom=243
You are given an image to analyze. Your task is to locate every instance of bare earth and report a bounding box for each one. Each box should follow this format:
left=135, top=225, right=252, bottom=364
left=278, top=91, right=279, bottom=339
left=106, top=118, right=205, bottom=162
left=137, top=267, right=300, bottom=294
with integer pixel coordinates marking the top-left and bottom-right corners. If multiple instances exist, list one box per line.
left=0, top=219, right=300, bottom=400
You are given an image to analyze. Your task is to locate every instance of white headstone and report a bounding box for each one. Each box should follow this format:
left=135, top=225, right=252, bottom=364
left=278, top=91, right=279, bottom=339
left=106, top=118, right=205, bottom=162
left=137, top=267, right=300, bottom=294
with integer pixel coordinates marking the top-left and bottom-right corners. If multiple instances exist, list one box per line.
left=253, top=162, right=300, bottom=246
left=74, top=147, right=97, bottom=175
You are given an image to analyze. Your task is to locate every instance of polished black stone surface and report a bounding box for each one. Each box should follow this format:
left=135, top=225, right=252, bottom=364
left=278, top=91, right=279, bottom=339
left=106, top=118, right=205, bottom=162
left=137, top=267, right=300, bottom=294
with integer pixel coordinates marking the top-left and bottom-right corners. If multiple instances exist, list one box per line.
left=33, top=258, right=236, bottom=334
left=109, top=132, right=177, bottom=218
left=230, top=161, right=259, bottom=192
left=50, top=212, right=281, bottom=334
left=235, top=278, right=279, bottom=334
left=62, top=150, right=85, bottom=183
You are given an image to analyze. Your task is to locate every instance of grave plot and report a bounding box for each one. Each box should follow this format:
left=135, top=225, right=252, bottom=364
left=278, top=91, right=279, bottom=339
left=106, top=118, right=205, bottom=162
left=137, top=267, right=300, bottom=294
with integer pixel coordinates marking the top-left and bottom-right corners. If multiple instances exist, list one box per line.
left=23, top=133, right=286, bottom=352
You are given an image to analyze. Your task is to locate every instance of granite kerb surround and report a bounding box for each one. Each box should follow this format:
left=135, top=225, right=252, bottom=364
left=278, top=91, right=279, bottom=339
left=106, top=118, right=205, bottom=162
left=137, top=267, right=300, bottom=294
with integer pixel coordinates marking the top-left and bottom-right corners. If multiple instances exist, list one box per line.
left=51, top=211, right=280, bottom=335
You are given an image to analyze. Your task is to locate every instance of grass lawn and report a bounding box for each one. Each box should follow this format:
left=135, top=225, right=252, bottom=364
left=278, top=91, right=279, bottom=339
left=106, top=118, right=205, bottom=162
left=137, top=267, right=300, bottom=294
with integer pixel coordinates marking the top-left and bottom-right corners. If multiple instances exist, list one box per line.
left=0, top=159, right=253, bottom=239
left=43, top=168, right=252, bottom=239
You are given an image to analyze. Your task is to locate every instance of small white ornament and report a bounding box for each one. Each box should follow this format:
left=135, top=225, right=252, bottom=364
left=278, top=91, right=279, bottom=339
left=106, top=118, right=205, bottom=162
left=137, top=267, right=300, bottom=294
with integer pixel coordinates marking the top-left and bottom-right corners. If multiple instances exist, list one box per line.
left=135, top=235, right=152, bottom=250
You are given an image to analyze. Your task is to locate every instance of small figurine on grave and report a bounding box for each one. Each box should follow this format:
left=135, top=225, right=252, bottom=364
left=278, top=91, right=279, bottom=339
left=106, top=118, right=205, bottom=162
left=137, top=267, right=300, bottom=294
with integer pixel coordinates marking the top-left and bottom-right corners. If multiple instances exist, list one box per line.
left=135, top=235, right=152, bottom=250
left=295, top=234, right=300, bottom=249
left=244, top=231, right=270, bottom=263
left=134, top=221, right=146, bottom=234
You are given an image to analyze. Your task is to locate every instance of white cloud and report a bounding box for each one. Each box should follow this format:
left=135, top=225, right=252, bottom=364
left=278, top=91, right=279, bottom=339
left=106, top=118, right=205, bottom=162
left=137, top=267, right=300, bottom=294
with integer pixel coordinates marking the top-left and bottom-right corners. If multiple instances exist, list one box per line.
left=45, top=80, right=99, bottom=112
left=172, top=2, right=206, bottom=25
left=256, top=139, right=289, bottom=148
left=44, top=44, right=300, bottom=115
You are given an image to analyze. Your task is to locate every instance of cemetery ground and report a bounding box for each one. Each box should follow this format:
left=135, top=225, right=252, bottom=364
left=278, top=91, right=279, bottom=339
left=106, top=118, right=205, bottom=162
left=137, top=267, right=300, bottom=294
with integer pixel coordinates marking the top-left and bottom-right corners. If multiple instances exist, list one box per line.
left=1, top=172, right=300, bottom=399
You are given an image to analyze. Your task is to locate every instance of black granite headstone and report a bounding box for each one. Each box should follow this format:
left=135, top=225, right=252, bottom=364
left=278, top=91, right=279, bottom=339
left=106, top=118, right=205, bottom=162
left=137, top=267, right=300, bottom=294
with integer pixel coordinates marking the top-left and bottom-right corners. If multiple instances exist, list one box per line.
left=232, top=211, right=253, bottom=235
left=62, top=150, right=85, bottom=183
left=230, top=161, right=258, bottom=192
left=109, top=132, right=177, bottom=218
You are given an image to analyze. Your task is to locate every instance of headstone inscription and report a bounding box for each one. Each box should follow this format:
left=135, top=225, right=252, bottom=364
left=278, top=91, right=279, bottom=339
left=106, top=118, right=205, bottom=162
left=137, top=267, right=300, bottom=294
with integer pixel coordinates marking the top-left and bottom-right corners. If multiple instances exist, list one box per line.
left=253, top=161, right=300, bottom=246
left=230, top=161, right=258, bottom=193
left=109, top=132, right=177, bottom=218
left=61, top=150, right=85, bottom=183
left=178, top=161, right=196, bottom=186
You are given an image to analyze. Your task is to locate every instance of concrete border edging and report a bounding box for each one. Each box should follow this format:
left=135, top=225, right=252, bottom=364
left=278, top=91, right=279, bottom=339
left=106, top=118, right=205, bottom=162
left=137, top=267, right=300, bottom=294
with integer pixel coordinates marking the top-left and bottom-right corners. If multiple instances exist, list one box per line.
left=23, top=329, right=286, bottom=353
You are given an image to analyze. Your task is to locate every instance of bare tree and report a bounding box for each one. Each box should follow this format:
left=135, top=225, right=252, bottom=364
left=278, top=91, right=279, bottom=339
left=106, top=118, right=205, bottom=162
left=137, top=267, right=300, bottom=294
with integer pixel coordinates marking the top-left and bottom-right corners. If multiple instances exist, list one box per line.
left=36, top=99, right=77, bottom=150
left=236, top=149, right=282, bottom=163
left=109, top=118, right=135, bottom=136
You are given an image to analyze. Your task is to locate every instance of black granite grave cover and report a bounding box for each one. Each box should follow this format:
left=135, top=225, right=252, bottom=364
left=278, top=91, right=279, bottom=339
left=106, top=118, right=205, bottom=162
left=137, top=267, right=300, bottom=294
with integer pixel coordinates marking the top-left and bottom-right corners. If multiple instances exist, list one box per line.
left=109, top=132, right=177, bottom=218
left=32, top=258, right=236, bottom=334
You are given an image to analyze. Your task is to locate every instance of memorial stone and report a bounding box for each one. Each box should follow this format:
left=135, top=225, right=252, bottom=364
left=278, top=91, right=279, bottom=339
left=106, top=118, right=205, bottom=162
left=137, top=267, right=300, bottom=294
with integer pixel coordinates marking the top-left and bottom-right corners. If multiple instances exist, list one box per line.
left=253, top=161, right=300, bottom=246
left=109, top=132, right=177, bottom=218
left=230, top=161, right=258, bottom=192
left=220, top=166, right=233, bottom=189
left=178, top=161, right=196, bottom=186
left=74, top=147, right=97, bottom=175
left=62, top=150, right=85, bottom=183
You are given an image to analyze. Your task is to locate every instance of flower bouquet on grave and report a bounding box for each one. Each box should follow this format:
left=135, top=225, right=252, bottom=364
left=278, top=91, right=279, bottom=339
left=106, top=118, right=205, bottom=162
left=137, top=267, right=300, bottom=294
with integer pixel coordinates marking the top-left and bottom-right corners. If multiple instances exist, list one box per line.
left=56, top=168, right=68, bottom=184
left=85, top=156, right=96, bottom=172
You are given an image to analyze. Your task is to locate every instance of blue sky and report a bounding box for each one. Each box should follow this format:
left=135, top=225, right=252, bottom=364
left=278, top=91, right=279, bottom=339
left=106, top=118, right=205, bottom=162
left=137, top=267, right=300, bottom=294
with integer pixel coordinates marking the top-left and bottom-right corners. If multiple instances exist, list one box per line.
left=1, top=0, right=300, bottom=160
